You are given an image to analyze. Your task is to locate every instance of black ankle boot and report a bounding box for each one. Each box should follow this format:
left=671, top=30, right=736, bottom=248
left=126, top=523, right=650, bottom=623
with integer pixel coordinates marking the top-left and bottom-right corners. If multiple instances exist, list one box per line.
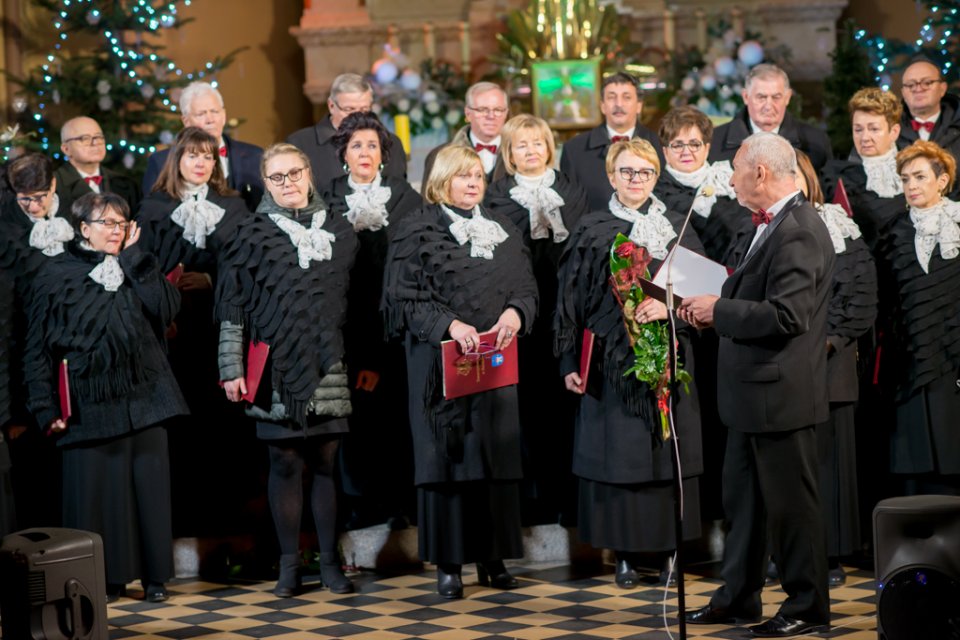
left=615, top=555, right=639, bottom=589
left=274, top=553, right=301, bottom=598
left=476, top=560, right=519, bottom=589
left=319, top=551, right=354, bottom=594
left=437, top=563, right=463, bottom=599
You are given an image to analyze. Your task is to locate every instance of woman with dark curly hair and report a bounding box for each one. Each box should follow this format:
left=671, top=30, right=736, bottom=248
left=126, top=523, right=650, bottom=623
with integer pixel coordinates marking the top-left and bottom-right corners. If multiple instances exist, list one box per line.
left=322, top=111, right=422, bottom=528
left=23, top=192, right=187, bottom=602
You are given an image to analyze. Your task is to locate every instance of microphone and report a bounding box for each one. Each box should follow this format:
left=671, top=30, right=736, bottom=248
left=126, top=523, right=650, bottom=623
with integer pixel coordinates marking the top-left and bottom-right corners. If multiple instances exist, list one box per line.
left=665, top=184, right=715, bottom=312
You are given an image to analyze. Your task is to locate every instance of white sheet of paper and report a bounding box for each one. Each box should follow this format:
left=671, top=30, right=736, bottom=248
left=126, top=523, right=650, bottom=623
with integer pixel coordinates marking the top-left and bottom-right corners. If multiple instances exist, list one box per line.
left=652, top=245, right=728, bottom=298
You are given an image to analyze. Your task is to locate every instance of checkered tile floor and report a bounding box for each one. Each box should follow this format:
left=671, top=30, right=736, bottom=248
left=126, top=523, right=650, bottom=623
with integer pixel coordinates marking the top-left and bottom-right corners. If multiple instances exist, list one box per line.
left=104, top=563, right=877, bottom=639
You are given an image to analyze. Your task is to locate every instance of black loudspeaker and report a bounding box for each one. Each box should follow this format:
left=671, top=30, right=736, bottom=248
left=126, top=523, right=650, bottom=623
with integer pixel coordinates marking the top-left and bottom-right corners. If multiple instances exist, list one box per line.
left=0, top=528, right=108, bottom=640
left=873, top=495, right=960, bottom=640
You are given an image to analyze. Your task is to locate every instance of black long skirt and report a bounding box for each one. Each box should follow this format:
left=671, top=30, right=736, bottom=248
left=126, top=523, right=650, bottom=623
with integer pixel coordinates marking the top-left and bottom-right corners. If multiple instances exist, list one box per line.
left=61, top=425, right=173, bottom=585
left=0, top=438, right=15, bottom=537
left=893, top=373, right=960, bottom=476
left=817, top=404, right=861, bottom=557
left=417, top=480, right=523, bottom=565
left=577, top=477, right=701, bottom=552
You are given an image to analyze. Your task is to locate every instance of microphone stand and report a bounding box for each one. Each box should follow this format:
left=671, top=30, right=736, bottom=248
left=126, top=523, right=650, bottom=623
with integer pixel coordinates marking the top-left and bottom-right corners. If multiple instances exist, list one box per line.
left=662, top=185, right=712, bottom=640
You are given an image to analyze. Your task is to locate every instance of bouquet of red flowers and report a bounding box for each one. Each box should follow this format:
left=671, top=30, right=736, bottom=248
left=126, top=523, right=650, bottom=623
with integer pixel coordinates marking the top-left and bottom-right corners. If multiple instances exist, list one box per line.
left=609, top=232, right=690, bottom=441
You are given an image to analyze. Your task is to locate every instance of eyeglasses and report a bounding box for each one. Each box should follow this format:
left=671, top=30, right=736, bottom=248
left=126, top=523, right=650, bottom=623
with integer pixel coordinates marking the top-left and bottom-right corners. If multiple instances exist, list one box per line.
left=88, top=219, right=130, bottom=232
left=63, top=134, right=106, bottom=146
left=266, top=167, right=306, bottom=185
left=667, top=140, right=705, bottom=153
left=16, top=193, right=50, bottom=206
left=617, top=167, right=657, bottom=183
left=332, top=100, right=371, bottom=115
left=467, top=106, right=508, bottom=118
left=903, top=78, right=944, bottom=92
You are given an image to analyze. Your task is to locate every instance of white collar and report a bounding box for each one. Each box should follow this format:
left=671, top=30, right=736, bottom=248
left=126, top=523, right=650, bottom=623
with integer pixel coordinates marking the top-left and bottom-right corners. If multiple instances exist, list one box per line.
left=607, top=125, right=635, bottom=140
left=76, top=167, right=101, bottom=179
left=765, top=190, right=801, bottom=218
left=913, top=112, right=940, bottom=124
left=469, top=131, right=501, bottom=148
left=749, top=120, right=781, bottom=135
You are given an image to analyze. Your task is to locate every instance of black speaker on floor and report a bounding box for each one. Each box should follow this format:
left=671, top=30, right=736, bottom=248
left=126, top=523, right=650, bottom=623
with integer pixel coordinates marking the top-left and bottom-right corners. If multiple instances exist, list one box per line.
left=0, top=528, right=108, bottom=640
left=873, top=495, right=960, bottom=640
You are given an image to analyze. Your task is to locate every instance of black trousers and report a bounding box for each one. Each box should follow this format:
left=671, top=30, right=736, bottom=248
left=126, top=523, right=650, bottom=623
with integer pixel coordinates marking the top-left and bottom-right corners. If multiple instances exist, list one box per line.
left=710, top=427, right=829, bottom=624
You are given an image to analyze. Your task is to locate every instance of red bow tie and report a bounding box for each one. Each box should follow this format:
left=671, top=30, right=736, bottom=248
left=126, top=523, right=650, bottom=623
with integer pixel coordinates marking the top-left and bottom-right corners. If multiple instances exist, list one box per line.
left=219, top=146, right=228, bottom=157
left=610, top=135, right=629, bottom=143
left=751, top=208, right=772, bottom=227
left=83, top=175, right=103, bottom=187
left=911, top=119, right=936, bottom=133
left=474, top=143, right=497, bottom=154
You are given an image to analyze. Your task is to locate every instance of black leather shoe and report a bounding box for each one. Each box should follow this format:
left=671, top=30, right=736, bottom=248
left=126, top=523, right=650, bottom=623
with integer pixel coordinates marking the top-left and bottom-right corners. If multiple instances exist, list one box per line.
left=765, top=558, right=779, bottom=584
left=748, top=613, right=828, bottom=637
left=106, top=583, right=125, bottom=604
left=477, top=560, right=519, bottom=589
left=614, top=558, right=639, bottom=589
left=437, top=564, right=463, bottom=599
left=828, top=565, right=846, bottom=587
left=144, top=583, right=168, bottom=603
left=685, top=604, right=759, bottom=625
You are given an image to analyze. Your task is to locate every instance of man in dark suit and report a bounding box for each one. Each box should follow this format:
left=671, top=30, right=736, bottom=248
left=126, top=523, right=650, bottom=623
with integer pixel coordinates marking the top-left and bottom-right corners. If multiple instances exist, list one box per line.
left=421, top=81, right=508, bottom=186
left=709, top=64, right=833, bottom=173
left=142, top=82, right=263, bottom=211
left=898, top=58, right=960, bottom=162
left=559, top=71, right=663, bottom=210
left=287, top=73, right=406, bottom=193
left=679, top=132, right=833, bottom=637
left=56, top=116, right=141, bottom=213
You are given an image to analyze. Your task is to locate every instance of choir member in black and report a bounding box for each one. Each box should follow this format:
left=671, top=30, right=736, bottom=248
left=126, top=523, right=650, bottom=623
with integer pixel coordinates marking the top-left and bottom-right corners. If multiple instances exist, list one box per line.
left=323, top=111, right=422, bottom=529
left=880, top=141, right=960, bottom=494
left=23, top=192, right=188, bottom=602
left=483, top=113, right=587, bottom=524
left=0, top=154, right=70, bottom=531
left=654, top=106, right=751, bottom=267
left=795, top=151, right=877, bottom=586
left=898, top=59, right=960, bottom=183
left=55, top=116, right=141, bottom=214
left=217, top=143, right=358, bottom=596
left=382, top=145, right=538, bottom=599
left=555, top=139, right=704, bottom=588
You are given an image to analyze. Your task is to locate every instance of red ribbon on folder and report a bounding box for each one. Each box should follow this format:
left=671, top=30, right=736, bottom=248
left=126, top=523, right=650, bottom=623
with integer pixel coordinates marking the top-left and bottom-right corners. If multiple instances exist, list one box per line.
left=441, top=330, right=518, bottom=400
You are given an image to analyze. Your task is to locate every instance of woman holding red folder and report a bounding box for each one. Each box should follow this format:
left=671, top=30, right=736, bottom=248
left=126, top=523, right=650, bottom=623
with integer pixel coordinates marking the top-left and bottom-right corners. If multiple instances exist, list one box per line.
left=383, top=145, right=537, bottom=599
left=555, top=138, right=705, bottom=588
left=23, top=192, right=188, bottom=602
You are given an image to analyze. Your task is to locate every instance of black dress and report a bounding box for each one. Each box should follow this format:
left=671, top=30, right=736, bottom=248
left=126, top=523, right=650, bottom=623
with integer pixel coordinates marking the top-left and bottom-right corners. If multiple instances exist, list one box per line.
left=321, top=174, right=422, bottom=511
left=23, top=240, right=188, bottom=585
left=555, top=197, right=704, bottom=552
left=382, top=203, right=538, bottom=564
left=484, top=170, right=587, bottom=524
left=815, top=204, right=878, bottom=556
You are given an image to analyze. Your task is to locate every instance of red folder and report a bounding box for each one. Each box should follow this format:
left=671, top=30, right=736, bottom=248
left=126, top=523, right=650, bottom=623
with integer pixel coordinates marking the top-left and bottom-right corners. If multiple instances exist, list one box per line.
left=166, top=263, right=184, bottom=286
left=59, top=359, right=71, bottom=422
left=833, top=178, right=853, bottom=218
left=441, top=330, right=519, bottom=400
left=578, top=329, right=595, bottom=393
left=219, top=341, right=270, bottom=403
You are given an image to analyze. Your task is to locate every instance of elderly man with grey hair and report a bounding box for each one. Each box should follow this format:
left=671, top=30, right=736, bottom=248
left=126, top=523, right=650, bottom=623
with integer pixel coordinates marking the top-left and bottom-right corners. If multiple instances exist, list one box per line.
left=287, top=73, right=407, bottom=192
left=709, top=64, right=833, bottom=172
left=679, top=132, right=834, bottom=637
left=421, top=81, right=509, bottom=185
left=142, top=81, right=264, bottom=211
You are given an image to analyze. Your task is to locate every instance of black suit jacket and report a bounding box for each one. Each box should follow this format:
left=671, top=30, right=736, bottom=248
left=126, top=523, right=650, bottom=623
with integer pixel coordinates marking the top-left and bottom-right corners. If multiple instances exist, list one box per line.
left=709, top=109, right=834, bottom=173
left=142, top=134, right=264, bottom=212
left=713, top=195, right=835, bottom=432
left=559, top=123, right=664, bottom=211
left=55, top=163, right=142, bottom=214
left=286, top=116, right=407, bottom=194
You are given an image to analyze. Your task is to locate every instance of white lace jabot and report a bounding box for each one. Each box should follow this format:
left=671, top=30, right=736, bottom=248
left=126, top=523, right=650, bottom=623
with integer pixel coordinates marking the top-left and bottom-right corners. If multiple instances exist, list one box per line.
left=509, top=170, right=568, bottom=242
left=665, top=161, right=736, bottom=218
left=909, top=198, right=960, bottom=273
left=345, top=173, right=392, bottom=231
left=442, top=205, right=509, bottom=260
left=861, top=148, right=903, bottom=198
left=607, top=193, right=676, bottom=260
left=80, top=241, right=125, bottom=291
left=28, top=195, right=74, bottom=256
left=171, top=183, right=225, bottom=248
left=270, top=209, right=337, bottom=269
left=816, top=203, right=863, bottom=254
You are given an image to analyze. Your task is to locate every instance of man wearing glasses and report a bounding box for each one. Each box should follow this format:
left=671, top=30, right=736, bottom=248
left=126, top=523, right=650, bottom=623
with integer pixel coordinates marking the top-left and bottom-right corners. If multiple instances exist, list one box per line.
left=421, top=82, right=509, bottom=185
left=560, top=71, right=663, bottom=210
left=708, top=64, right=833, bottom=173
left=287, top=73, right=407, bottom=192
left=143, top=82, right=264, bottom=211
left=55, top=117, right=141, bottom=215
left=898, top=59, right=960, bottom=163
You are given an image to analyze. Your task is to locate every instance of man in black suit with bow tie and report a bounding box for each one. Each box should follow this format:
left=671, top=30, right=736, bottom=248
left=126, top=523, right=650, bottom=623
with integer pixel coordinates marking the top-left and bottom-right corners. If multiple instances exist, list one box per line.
left=142, top=82, right=264, bottom=211
left=898, top=59, right=960, bottom=173
left=56, top=116, right=141, bottom=214
left=559, top=71, right=662, bottom=210
left=679, top=132, right=833, bottom=638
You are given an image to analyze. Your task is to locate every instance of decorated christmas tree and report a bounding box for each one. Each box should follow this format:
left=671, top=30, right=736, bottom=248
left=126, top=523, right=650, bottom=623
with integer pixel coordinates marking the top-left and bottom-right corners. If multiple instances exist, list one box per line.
left=5, top=0, right=241, bottom=174
left=825, top=20, right=876, bottom=159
